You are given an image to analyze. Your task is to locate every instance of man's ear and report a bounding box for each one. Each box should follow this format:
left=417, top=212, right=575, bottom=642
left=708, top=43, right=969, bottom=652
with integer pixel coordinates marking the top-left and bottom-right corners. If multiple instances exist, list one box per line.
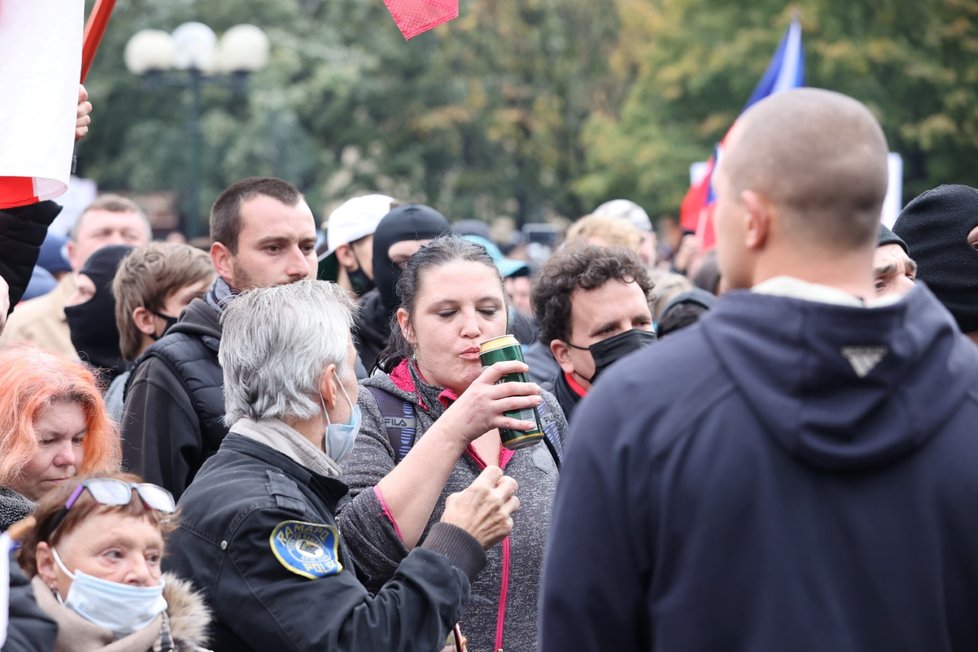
left=65, top=240, right=80, bottom=272
left=334, top=244, right=357, bottom=270
left=319, top=363, right=339, bottom=410
left=132, top=306, right=157, bottom=336
left=741, top=190, right=772, bottom=251
left=210, top=242, right=234, bottom=284
left=550, top=339, right=576, bottom=376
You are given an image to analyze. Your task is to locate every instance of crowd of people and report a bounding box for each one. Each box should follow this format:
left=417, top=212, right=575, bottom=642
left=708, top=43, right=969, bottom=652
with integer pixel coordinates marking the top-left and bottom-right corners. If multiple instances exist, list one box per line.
left=1, top=85, right=977, bottom=651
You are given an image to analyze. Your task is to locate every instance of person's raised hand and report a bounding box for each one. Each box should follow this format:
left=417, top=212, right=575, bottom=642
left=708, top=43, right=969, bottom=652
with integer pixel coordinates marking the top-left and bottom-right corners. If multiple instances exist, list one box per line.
left=440, top=466, right=519, bottom=549
left=75, top=84, right=92, bottom=142
left=440, top=360, right=542, bottom=444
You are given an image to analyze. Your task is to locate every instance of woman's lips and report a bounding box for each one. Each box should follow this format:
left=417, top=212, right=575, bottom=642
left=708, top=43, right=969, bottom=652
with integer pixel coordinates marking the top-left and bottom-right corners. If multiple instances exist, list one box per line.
left=459, top=347, right=481, bottom=360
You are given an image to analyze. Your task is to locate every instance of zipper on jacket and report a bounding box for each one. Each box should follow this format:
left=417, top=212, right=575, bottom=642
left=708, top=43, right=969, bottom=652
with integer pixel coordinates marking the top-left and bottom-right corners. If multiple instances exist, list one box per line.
left=495, top=536, right=511, bottom=652
left=466, top=443, right=513, bottom=652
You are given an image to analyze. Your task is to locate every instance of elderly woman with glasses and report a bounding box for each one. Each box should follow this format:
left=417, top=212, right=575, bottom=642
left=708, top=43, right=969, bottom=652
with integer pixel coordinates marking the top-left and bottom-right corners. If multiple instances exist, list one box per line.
left=12, top=472, right=212, bottom=651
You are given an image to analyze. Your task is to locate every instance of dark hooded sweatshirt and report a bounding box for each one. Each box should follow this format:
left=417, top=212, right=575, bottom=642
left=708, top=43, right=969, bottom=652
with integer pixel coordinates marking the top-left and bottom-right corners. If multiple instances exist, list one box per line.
left=541, top=284, right=978, bottom=652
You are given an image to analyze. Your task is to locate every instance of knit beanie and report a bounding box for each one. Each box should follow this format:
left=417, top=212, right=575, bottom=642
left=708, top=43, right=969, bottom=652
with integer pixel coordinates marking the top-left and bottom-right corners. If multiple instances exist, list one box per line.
left=876, top=223, right=908, bottom=254
left=371, top=204, right=450, bottom=314
left=893, top=184, right=978, bottom=333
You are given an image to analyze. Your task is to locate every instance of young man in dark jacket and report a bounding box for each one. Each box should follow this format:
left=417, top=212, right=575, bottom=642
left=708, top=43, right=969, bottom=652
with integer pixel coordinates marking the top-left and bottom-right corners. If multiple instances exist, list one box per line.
left=542, top=88, right=978, bottom=651
left=121, top=177, right=319, bottom=499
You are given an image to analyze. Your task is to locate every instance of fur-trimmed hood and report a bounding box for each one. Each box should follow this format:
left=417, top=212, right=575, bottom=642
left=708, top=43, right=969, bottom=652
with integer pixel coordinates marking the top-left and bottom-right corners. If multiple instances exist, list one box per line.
left=32, top=572, right=212, bottom=651
left=161, top=573, right=212, bottom=650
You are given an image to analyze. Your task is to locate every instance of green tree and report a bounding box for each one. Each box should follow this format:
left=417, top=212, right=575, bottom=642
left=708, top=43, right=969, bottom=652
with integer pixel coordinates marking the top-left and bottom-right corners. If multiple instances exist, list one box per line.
left=575, top=0, right=978, bottom=216
left=77, top=0, right=978, bottom=235
left=78, top=0, right=619, bottom=231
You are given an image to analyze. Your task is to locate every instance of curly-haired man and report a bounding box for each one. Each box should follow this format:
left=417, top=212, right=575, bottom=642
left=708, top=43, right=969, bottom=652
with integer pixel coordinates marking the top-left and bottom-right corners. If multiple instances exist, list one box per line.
left=531, top=244, right=655, bottom=421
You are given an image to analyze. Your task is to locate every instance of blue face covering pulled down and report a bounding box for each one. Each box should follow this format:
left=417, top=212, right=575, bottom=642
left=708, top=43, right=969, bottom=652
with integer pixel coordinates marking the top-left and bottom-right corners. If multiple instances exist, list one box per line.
left=52, top=548, right=167, bottom=636
left=321, top=371, right=362, bottom=463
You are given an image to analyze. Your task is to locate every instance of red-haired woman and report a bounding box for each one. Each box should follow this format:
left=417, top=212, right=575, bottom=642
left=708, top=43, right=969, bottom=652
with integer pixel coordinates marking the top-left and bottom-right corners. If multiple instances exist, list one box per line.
left=0, top=346, right=120, bottom=531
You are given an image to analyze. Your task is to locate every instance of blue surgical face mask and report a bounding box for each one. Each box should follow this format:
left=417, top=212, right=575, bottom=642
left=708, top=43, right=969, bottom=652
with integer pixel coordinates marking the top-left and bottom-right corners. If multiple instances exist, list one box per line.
left=51, top=548, right=167, bottom=636
left=322, top=371, right=362, bottom=463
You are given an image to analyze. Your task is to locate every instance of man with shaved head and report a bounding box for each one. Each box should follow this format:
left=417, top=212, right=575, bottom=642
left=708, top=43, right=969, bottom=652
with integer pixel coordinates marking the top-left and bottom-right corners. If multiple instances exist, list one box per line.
left=541, top=88, right=978, bottom=651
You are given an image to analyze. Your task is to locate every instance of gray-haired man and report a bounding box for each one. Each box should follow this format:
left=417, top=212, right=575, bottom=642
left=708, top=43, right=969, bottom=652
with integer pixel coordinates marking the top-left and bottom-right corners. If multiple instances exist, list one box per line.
left=166, top=280, right=519, bottom=651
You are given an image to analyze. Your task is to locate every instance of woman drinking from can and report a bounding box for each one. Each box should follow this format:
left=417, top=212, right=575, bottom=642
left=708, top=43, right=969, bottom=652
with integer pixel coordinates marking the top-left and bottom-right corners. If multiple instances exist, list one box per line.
left=340, top=235, right=566, bottom=652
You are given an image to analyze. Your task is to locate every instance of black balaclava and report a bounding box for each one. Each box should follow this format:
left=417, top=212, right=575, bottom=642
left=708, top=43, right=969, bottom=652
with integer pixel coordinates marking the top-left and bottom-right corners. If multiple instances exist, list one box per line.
left=371, top=204, right=450, bottom=314
left=894, top=184, right=978, bottom=333
left=65, top=244, right=134, bottom=381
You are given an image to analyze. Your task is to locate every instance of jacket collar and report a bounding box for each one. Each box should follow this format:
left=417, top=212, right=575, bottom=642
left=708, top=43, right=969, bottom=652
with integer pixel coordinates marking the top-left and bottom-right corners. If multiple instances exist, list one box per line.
left=231, top=417, right=342, bottom=479
left=220, top=433, right=349, bottom=512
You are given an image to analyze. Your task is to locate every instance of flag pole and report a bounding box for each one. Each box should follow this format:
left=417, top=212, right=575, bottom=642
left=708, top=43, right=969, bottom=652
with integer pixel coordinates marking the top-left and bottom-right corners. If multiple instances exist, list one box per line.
left=81, top=0, right=117, bottom=82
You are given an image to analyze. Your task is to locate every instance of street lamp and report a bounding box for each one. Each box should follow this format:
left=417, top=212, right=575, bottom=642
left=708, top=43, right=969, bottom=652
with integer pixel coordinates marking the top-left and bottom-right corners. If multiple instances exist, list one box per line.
left=124, top=22, right=269, bottom=240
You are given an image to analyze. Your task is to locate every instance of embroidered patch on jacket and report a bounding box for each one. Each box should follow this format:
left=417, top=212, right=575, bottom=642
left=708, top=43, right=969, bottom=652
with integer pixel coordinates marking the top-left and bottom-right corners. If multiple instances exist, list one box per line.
left=269, top=520, right=343, bottom=579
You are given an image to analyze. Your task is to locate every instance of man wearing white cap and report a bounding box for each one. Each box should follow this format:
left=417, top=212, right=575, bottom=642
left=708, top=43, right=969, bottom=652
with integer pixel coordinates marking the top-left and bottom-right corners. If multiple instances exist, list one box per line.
left=593, top=198, right=658, bottom=268
left=322, top=194, right=395, bottom=298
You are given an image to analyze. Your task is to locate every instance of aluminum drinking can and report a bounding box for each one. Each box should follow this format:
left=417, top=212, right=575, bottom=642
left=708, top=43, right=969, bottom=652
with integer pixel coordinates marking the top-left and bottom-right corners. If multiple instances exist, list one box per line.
left=479, top=334, right=545, bottom=450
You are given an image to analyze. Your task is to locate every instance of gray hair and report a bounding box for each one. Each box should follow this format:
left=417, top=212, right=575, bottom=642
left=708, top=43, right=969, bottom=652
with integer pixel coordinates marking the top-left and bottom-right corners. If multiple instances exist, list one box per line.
left=219, top=280, right=356, bottom=424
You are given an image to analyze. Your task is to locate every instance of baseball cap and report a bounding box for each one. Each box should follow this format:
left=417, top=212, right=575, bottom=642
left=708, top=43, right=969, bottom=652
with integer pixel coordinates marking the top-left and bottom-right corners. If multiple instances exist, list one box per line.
left=463, top=235, right=530, bottom=278
left=593, top=199, right=653, bottom=232
left=324, top=194, right=395, bottom=256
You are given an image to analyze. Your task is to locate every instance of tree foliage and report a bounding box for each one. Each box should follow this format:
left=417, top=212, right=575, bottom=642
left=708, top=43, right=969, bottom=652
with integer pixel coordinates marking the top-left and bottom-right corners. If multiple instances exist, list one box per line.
left=576, top=0, right=978, bottom=215
left=78, top=0, right=978, bottom=233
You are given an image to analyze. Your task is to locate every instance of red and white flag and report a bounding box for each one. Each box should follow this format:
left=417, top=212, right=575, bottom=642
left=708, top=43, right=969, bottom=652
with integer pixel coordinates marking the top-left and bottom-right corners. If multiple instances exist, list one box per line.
left=0, top=0, right=84, bottom=208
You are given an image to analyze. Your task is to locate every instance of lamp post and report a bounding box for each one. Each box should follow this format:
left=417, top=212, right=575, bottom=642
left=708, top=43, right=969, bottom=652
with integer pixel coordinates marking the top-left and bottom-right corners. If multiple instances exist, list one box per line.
left=124, top=22, right=269, bottom=240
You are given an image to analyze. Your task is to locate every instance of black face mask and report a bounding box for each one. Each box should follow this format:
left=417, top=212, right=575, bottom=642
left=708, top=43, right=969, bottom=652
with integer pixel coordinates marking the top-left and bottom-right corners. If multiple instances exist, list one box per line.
left=347, top=248, right=375, bottom=296
left=147, top=310, right=179, bottom=341
left=571, top=328, right=657, bottom=383
left=65, top=245, right=134, bottom=381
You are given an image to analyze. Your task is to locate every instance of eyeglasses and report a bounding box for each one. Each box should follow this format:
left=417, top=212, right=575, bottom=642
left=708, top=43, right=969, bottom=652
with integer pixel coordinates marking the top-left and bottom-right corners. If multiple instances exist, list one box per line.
left=41, top=478, right=176, bottom=541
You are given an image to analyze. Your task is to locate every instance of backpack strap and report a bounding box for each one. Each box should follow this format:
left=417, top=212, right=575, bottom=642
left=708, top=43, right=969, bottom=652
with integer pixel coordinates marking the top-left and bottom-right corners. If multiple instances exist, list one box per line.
left=535, top=400, right=563, bottom=469
left=365, top=386, right=418, bottom=464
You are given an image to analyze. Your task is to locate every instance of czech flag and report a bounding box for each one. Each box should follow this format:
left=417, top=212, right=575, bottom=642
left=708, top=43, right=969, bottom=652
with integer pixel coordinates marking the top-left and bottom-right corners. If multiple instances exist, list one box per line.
left=679, top=17, right=805, bottom=249
left=0, top=0, right=85, bottom=209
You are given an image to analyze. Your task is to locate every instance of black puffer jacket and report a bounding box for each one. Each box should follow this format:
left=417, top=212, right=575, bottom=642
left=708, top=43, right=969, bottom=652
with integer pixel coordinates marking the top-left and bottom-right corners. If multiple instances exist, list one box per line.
left=121, top=298, right=226, bottom=500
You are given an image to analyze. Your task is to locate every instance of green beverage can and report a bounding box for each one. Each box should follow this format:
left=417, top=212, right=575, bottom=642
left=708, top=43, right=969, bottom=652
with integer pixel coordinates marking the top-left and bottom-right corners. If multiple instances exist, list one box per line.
left=479, top=334, right=545, bottom=450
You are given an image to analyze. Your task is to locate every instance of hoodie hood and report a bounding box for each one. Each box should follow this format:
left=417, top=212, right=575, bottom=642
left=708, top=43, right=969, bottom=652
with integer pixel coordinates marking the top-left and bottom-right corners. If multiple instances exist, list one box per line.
left=700, top=284, right=978, bottom=471
left=167, top=298, right=223, bottom=353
